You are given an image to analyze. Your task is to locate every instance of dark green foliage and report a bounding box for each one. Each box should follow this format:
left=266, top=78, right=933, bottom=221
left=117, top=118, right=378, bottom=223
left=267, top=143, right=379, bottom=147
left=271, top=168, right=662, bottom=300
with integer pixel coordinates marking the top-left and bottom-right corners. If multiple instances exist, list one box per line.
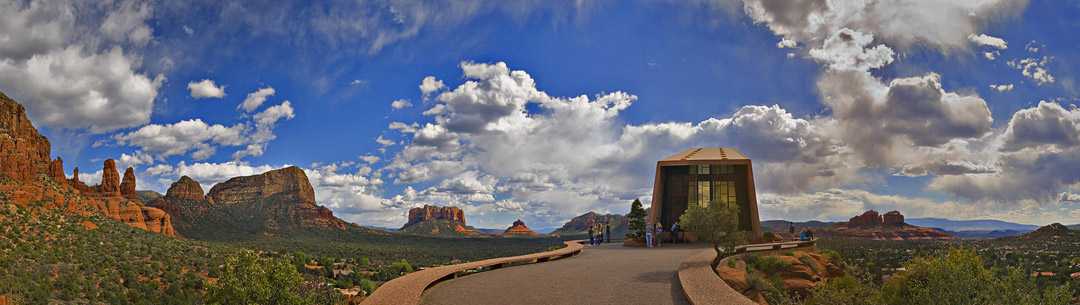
left=204, top=250, right=307, bottom=305
left=744, top=253, right=792, bottom=274
left=627, top=198, right=647, bottom=237
left=679, top=200, right=746, bottom=270
left=805, top=247, right=1073, bottom=305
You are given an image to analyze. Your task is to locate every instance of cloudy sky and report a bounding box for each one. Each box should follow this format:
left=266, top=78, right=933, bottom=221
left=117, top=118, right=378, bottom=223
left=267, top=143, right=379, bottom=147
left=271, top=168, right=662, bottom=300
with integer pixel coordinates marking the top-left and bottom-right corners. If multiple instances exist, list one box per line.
left=3, top=0, right=1080, bottom=230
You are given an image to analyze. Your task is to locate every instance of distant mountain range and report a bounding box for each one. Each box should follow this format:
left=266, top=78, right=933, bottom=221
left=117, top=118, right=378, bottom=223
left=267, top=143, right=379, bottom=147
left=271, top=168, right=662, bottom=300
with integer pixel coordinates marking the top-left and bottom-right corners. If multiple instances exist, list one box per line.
left=905, top=218, right=1041, bottom=232
left=763, top=216, right=1048, bottom=239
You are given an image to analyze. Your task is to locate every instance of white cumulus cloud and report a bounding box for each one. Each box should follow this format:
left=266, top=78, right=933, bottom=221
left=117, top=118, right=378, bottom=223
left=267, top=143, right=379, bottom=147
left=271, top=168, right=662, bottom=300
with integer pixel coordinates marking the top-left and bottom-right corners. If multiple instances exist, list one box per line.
left=187, top=79, right=226, bottom=99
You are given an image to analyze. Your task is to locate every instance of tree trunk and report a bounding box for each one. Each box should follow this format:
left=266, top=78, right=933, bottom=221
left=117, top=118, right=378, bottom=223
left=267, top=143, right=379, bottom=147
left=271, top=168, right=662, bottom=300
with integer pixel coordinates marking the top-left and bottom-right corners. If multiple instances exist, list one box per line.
left=711, top=243, right=723, bottom=274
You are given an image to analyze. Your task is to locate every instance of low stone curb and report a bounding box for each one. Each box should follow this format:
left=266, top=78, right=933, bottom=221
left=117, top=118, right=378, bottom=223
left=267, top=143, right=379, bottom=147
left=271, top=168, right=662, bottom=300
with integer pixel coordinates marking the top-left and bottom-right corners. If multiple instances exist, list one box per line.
left=362, top=240, right=586, bottom=305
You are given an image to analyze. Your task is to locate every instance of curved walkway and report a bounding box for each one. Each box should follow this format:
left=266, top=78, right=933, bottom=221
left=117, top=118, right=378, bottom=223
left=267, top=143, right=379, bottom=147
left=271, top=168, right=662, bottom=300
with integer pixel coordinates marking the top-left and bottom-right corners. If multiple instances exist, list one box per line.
left=420, top=242, right=710, bottom=305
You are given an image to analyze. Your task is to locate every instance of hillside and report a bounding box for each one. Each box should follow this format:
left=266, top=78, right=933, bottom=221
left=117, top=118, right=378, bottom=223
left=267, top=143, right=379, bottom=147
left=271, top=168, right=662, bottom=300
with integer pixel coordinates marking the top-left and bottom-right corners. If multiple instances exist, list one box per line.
left=550, top=212, right=630, bottom=236
left=1021, top=223, right=1078, bottom=239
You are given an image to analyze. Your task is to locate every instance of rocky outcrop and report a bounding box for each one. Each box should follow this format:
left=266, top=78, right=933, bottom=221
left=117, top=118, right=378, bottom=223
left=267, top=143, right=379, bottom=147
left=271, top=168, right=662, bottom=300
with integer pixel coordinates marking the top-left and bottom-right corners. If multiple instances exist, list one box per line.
left=98, top=159, right=121, bottom=197
left=0, top=92, right=51, bottom=183
left=208, top=166, right=316, bottom=205
left=405, top=205, right=466, bottom=227
left=882, top=210, right=904, bottom=224
left=847, top=210, right=882, bottom=227
left=504, top=219, right=540, bottom=235
left=165, top=176, right=205, bottom=201
left=398, top=205, right=484, bottom=236
left=824, top=210, right=954, bottom=240
left=120, top=167, right=137, bottom=200
left=720, top=250, right=844, bottom=302
left=198, top=167, right=347, bottom=232
left=48, top=157, right=67, bottom=186
left=0, top=92, right=177, bottom=237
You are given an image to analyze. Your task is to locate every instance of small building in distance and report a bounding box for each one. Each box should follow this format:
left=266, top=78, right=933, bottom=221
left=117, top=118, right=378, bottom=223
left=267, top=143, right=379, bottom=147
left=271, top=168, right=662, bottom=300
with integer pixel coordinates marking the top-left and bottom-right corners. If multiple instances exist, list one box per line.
left=649, top=148, right=761, bottom=237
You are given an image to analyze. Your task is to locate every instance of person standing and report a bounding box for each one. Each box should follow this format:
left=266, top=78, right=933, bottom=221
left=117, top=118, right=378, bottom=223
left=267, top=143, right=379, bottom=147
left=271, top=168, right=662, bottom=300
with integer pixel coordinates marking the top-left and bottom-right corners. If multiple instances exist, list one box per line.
left=655, top=222, right=663, bottom=247
left=596, top=224, right=603, bottom=244
left=588, top=225, right=595, bottom=246
left=605, top=222, right=612, bottom=243
left=789, top=222, right=796, bottom=241
left=671, top=222, right=680, bottom=244
left=645, top=223, right=654, bottom=248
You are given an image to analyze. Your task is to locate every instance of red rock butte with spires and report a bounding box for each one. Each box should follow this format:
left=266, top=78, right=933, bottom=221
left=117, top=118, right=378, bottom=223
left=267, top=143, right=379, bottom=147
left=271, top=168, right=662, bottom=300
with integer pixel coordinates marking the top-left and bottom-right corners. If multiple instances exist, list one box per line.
left=0, top=91, right=176, bottom=236
left=504, top=219, right=540, bottom=235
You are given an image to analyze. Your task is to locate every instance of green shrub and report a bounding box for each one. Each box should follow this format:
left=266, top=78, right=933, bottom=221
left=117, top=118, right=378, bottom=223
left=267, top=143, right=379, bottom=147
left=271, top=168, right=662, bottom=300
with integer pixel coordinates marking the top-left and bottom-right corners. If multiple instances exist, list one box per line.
left=783, top=250, right=795, bottom=256
left=745, top=253, right=791, bottom=274
left=819, top=249, right=842, bottom=265
left=763, top=232, right=775, bottom=239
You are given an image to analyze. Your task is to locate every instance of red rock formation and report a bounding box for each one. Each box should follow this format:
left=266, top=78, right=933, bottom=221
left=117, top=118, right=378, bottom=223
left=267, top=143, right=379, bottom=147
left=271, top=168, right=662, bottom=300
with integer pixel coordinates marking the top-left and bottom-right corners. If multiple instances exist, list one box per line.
left=825, top=210, right=953, bottom=240
left=882, top=210, right=904, bottom=225
left=405, top=205, right=467, bottom=227
left=504, top=219, right=540, bottom=235
left=719, top=251, right=843, bottom=302
left=847, top=210, right=882, bottom=227
left=98, top=159, right=120, bottom=197
left=69, top=167, right=92, bottom=194
left=208, top=166, right=316, bottom=205
left=205, top=166, right=346, bottom=230
left=120, top=167, right=137, bottom=200
left=165, top=176, right=206, bottom=201
left=48, top=157, right=67, bottom=186
left=0, top=92, right=51, bottom=183
left=0, top=92, right=177, bottom=237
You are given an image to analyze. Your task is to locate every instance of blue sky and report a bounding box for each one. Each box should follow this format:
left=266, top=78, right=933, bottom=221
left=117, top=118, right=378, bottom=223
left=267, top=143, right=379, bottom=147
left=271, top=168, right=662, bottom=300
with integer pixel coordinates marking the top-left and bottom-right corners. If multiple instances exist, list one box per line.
left=3, top=0, right=1080, bottom=230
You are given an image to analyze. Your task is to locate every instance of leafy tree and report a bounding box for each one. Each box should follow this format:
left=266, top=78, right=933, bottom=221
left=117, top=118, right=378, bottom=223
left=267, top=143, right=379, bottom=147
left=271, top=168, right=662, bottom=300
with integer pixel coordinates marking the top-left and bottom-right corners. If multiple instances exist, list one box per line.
left=359, top=278, right=376, bottom=296
left=359, top=257, right=371, bottom=267
left=627, top=198, right=648, bottom=237
left=678, top=199, right=746, bottom=270
left=204, top=250, right=309, bottom=305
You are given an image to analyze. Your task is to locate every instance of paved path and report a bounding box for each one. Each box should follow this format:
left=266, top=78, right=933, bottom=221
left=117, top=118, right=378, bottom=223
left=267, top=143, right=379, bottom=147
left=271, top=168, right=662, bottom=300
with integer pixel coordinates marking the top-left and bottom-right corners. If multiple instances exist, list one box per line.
left=420, top=241, right=711, bottom=305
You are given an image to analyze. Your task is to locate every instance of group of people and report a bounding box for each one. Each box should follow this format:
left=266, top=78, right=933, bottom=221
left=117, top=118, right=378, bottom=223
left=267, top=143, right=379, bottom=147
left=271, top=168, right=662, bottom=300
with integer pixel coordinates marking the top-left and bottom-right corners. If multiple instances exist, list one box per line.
left=645, top=222, right=680, bottom=248
left=587, top=222, right=612, bottom=246
left=788, top=222, right=815, bottom=241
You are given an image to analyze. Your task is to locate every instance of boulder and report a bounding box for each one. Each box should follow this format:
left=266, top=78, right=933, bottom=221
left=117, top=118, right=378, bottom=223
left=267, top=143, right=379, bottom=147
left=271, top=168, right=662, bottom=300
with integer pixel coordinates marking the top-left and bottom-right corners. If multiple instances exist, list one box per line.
left=782, top=277, right=819, bottom=298
left=717, top=266, right=750, bottom=292
left=120, top=167, right=137, bottom=200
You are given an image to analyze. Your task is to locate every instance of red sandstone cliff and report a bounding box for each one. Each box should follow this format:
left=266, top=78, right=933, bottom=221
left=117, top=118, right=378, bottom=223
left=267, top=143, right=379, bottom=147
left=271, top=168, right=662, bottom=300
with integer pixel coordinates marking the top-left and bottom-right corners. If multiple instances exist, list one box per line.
left=0, top=92, right=176, bottom=236
left=504, top=219, right=540, bottom=235
left=823, top=210, right=953, bottom=240
left=399, top=205, right=483, bottom=236
left=206, top=166, right=346, bottom=231
left=405, top=205, right=466, bottom=227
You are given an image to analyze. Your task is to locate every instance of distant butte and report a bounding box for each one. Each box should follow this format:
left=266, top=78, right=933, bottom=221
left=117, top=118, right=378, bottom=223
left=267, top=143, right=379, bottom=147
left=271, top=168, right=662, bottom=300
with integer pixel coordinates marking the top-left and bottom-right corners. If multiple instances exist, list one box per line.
left=504, top=219, right=540, bottom=235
